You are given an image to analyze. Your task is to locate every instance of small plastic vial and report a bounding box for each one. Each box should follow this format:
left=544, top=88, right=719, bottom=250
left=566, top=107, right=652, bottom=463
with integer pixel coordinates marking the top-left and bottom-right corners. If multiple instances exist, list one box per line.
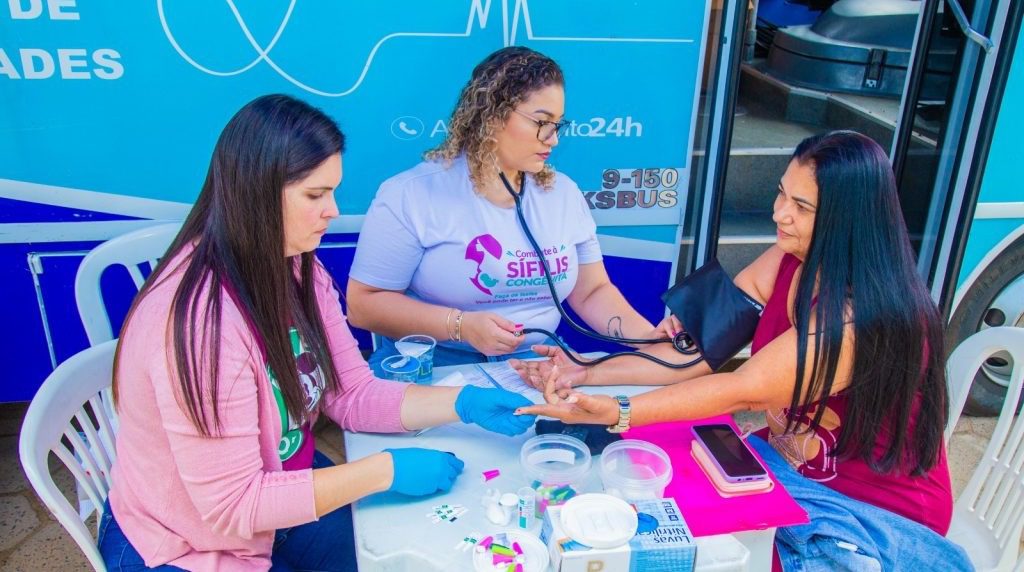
left=516, top=486, right=536, bottom=529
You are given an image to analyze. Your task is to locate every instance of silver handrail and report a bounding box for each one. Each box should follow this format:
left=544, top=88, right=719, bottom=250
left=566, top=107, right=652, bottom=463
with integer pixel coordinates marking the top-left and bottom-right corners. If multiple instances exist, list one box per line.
left=946, top=0, right=994, bottom=53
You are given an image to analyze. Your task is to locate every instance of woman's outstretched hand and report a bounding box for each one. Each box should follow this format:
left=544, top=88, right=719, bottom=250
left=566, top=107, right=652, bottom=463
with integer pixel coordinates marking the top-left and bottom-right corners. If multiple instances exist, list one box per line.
left=514, top=389, right=619, bottom=426
left=508, top=344, right=591, bottom=392
left=512, top=361, right=619, bottom=425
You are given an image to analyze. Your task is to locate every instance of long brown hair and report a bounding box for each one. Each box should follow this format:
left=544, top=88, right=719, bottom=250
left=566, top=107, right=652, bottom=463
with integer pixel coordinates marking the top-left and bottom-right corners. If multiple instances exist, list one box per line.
left=114, top=94, right=345, bottom=436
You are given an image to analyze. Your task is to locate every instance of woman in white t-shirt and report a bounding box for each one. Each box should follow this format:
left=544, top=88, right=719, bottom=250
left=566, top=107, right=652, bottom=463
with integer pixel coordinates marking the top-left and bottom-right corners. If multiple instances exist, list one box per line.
left=348, top=46, right=662, bottom=370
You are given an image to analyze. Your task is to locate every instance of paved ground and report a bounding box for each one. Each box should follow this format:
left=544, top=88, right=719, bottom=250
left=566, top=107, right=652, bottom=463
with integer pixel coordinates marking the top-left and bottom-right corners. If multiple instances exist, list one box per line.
left=0, top=402, right=1013, bottom=570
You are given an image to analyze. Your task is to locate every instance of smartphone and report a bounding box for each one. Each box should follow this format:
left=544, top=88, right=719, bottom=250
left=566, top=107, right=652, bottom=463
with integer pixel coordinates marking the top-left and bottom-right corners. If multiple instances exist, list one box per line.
left=691, top=441, right=772, bottom=494
left=691, top=424, right=768, bottom=483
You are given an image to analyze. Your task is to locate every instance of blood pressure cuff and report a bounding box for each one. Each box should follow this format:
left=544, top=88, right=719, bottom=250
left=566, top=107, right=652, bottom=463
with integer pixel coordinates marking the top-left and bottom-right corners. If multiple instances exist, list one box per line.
left=661, top=258, right=764, bottom=371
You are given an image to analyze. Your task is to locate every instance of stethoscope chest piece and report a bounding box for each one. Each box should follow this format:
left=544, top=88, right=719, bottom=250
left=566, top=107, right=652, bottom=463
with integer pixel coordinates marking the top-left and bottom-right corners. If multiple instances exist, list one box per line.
left=672, top=331, right=699, bottom=355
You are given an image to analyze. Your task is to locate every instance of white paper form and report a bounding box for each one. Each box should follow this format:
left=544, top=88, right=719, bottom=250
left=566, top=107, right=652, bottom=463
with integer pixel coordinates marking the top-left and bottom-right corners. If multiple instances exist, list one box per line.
left=475, top=362, right=545, bottom=404
left=431, top=369, right=493, bottom=390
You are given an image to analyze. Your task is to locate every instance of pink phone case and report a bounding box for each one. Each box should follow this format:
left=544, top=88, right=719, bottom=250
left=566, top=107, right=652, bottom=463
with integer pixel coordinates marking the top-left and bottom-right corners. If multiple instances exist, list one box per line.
left=691, top=425, right=769, bottom=483
left=691, top=441, right=773, bottom=497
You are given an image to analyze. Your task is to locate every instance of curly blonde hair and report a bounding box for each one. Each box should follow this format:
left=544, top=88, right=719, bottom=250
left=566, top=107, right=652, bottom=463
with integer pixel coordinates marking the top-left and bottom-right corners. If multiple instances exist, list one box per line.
left=425, top=46, right=564, bottom=191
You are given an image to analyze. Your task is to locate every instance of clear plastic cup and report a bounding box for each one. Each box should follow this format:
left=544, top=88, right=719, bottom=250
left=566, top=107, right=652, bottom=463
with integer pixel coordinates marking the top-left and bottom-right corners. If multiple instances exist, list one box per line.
left=599, top=439, right=673, bottom=501
left=520, top=434, right=592, bottom=514
left=380, top=355, right=420, bottom=382
left=395, top=334, right=436, bottom=384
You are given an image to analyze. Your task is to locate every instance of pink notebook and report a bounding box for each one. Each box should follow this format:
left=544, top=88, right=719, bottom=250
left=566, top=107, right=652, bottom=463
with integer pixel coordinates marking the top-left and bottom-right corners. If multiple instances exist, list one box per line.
left=625, top=415, right=809, bottom=537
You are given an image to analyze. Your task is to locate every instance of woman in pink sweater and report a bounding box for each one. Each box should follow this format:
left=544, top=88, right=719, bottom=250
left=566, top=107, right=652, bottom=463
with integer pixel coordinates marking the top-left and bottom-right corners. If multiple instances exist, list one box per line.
left=99, top=94, right=536, bottom=571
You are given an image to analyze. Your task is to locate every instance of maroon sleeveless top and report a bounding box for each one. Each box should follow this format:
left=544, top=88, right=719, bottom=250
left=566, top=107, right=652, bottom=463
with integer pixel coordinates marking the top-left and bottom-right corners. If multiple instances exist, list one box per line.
left=752, top=253, right=953, bottom=535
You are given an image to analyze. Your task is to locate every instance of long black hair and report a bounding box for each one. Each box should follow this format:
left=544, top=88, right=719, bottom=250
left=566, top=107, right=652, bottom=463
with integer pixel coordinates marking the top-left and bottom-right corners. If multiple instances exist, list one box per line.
left=114, top=94, right=345, bottom=436
left=787, top=131, right=947, bottom=474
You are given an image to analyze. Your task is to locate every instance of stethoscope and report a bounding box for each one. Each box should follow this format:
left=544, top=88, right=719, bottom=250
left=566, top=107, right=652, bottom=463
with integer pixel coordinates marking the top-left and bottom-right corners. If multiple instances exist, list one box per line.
left=498, top=172, right=704, bottom=369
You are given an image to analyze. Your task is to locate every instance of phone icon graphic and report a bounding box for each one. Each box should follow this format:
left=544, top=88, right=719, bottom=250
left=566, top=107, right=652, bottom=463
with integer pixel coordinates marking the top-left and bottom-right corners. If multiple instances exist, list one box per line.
left=398, top=121, right=418, bottom=135
left=391, top=116, right=424, bottom=140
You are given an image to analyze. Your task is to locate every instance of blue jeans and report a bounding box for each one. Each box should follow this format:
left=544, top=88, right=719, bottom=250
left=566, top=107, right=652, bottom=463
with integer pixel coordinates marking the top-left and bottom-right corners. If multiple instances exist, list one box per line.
left=98, top=451, right=356, bottom=572
left=746, top=437, right=972, bottom=572
left=368, top=335, right=544, bottom=378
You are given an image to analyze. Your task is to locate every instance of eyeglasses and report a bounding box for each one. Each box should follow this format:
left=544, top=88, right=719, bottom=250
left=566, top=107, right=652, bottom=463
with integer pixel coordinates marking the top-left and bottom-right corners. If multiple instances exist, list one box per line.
left=512, top=109, right=570, bottom=142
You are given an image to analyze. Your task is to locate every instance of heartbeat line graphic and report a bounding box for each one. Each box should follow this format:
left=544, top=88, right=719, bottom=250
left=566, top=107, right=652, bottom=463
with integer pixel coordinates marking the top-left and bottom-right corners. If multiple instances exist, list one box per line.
left=157, top=0, right=695, bottom=98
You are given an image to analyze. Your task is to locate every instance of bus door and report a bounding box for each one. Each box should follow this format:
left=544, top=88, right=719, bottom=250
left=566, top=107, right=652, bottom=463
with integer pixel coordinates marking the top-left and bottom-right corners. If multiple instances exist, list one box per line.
left=895, top=0, right=1024, bottom=415
left=681, top=0, right=1021, bottom=375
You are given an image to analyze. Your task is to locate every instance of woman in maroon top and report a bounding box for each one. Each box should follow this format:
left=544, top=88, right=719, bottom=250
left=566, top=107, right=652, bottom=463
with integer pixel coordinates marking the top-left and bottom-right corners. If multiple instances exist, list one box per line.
left=512, top=131, right=953, bottom=535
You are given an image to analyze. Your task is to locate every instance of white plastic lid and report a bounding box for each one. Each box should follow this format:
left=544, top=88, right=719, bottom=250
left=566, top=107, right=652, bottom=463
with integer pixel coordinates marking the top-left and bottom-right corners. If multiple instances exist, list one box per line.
left=499, top=492, right=519, bottom=507
left=558, top=493, right=638, bottom=549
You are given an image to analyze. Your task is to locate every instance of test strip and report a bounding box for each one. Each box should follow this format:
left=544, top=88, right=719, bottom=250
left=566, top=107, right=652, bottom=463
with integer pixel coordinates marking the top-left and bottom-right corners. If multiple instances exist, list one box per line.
left=491, top=544, right=514, bottom=556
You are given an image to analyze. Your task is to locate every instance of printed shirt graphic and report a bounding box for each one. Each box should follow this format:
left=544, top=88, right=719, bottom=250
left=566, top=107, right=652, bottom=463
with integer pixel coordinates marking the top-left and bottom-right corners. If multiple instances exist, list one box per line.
left=464, top=232, right=575, bottom=301
left=266, top=327, right=325, bottom=466
left=764, top=402, right=841, bottom=481
left=351, top=156, right=602, bottom=350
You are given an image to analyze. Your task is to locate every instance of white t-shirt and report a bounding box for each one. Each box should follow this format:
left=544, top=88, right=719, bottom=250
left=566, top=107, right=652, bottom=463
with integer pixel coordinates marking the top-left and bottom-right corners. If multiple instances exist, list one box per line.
left=351, top=156, right=602, bottom=350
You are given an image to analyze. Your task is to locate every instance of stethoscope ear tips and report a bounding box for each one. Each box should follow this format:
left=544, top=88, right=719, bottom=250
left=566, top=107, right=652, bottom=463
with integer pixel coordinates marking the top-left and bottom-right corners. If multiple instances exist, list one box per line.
left=672, top=331, right=699, bottom=355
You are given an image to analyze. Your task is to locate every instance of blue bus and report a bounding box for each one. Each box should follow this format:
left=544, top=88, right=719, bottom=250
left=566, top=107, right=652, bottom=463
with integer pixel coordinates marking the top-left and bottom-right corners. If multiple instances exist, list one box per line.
left=1, top=0, right=1021, bottom=416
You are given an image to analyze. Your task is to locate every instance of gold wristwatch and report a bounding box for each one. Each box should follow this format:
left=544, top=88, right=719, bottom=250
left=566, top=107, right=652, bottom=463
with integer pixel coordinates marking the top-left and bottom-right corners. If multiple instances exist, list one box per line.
left=606, top=395, right=631, bottom=433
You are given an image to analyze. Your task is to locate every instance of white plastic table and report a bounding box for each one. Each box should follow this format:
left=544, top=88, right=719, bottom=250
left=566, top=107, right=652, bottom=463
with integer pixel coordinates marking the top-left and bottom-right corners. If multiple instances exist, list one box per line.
left=345, top=363, right=775, bottom=571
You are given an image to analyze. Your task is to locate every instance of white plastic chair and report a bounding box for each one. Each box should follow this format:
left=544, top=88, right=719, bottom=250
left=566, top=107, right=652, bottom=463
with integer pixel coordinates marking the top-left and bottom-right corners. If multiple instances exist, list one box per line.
left=75, top=222, right=181, bottom=345
left=945, top=326, right=1024, bottom=572
left=19, top=340, right=119, bottom=572
left=72, top=223, right=180, bottom=518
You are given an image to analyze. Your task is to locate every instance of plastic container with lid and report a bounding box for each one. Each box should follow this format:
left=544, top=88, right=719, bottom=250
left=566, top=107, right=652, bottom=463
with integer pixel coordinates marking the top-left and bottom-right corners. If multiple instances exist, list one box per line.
left=599, top=439, right=673, bottom=501
left=520, top=434, right=592, bottom=512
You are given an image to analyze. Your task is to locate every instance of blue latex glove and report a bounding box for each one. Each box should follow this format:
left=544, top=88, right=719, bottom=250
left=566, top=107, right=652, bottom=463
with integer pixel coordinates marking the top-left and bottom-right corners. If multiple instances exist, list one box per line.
left=455, top=385, right=537, bottom=436
left=385, top=448, right=464, bottom=496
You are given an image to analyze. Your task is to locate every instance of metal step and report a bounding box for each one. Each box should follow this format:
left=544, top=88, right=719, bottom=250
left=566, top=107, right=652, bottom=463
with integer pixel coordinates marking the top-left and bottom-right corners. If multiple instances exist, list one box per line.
left=715, top=209, right=774, bottom=276
left=717, top=59, right=903, bottom=262
left=720, top=151, right=792, bottom=213
left=739, top=60, right=899, bottom=148
left=682, top=211, right=775, bottom=275
left=684, top=58, right=904, bottom=278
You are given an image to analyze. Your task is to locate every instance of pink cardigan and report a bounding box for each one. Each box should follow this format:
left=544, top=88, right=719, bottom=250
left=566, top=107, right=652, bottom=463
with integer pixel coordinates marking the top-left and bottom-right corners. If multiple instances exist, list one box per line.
left=109, top=253, right=409, bottom=571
